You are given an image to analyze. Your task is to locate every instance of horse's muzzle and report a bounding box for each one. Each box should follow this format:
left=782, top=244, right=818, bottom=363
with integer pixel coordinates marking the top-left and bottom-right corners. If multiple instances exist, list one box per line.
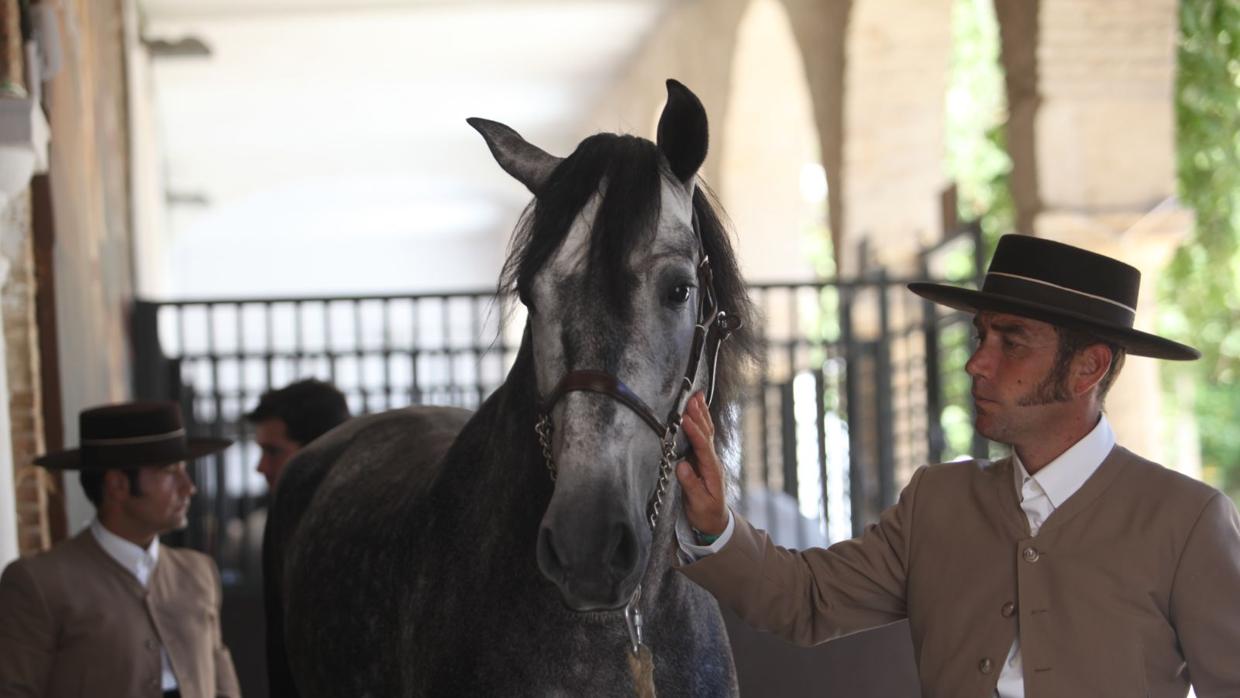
left=536, top=513, right=643, bottom=611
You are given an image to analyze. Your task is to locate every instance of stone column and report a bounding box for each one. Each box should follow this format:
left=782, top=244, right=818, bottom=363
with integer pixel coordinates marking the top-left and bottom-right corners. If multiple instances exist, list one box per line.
left=996, top=0, right=1191, bottom=465
left=779, top=0, right=850, bottom=261
left=835, top=0, right=955, bottom=274
left=0, top=210, right=16, bottom=566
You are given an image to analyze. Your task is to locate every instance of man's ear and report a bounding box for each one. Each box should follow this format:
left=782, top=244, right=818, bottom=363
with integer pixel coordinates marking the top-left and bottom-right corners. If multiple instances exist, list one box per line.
left=1073, top=343, right=1113, bottom=397
left=102, top=469, right=131, bottom=503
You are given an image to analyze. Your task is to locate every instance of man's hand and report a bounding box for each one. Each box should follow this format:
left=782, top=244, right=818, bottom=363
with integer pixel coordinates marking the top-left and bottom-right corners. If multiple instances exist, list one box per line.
left=676, top=392, right=728, bottom=536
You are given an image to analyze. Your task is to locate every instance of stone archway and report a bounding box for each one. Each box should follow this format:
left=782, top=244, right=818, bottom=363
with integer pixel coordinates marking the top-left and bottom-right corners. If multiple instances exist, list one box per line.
left=718, top=0, right=826, bottom=283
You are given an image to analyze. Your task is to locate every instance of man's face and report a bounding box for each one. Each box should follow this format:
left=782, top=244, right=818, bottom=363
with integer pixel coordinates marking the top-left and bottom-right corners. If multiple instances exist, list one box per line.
left=965, top=311, right=1071, bottom=446
left=255, top=418, right=302, bottom=489
left=118, top=461, right=196, bottom=536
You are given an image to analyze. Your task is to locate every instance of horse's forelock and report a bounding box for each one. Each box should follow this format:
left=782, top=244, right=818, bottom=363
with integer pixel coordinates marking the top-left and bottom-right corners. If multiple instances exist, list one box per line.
left=499, top=134, right=665, bottom=318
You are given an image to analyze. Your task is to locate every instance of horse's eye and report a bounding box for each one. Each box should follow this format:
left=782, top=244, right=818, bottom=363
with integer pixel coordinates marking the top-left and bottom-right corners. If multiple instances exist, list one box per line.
left=667, top=284, right=692, bottom=305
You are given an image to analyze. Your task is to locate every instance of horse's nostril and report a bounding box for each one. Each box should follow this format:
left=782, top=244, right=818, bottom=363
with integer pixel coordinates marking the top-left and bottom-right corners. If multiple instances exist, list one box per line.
left=606, top=522, right=638, bottom=577
left=536, top=526, right=565, bottom=581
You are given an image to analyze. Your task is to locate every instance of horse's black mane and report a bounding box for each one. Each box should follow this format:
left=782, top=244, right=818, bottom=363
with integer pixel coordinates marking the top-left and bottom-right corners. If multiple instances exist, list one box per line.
left=497, top=131, right=758, bottom=444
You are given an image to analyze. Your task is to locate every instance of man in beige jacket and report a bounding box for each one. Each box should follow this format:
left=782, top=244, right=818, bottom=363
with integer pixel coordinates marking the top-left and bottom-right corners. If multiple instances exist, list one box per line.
left=675, top=235, right=1240, bottom=697
left=0, top=402, right=241, bottom=698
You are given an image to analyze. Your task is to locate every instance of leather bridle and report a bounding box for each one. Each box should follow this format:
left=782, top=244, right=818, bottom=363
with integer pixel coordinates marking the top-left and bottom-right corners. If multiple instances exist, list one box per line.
left=533, top=212, right=741, bottom=532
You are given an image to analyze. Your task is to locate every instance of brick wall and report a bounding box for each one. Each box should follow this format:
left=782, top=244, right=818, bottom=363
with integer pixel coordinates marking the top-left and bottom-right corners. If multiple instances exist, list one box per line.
left=43, top=0, right=135, bottom=533
left=0, top=0, right=57, bottom=556
left=1, top=0, right=135, bottom=552
left=3, top=190, right=52, bottom=555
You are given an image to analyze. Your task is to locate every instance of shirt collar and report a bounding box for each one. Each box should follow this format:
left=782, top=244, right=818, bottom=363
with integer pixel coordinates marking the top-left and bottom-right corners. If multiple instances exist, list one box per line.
left=1012, top=414, right=1115, bottom=509
left=90, top=518, right=160, bottom=586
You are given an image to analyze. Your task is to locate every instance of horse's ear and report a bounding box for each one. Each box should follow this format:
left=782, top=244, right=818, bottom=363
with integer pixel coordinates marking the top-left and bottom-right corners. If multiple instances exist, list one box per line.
left=656, top=79, right=709, bottom=184
left=467, top=118, right=562, bottom=195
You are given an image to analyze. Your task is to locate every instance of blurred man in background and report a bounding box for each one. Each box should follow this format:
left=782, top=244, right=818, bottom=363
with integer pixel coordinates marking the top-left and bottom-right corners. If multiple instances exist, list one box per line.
left=245, top=379, right=350, bottom=490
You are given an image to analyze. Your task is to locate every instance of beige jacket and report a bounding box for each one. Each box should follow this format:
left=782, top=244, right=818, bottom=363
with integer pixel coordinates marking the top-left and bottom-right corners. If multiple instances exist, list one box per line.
left=679, top=446, right=1240, bottom=697
left=0, top=530, right=240, bottom=698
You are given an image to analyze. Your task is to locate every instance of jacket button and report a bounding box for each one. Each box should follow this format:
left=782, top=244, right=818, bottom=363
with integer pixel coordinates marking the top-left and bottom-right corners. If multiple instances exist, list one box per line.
left=1022, top=546, right=1040, bottom=563
left=145, top=638, right=157, bottom=650
left=979, top=657, right=993, bottom=674
left=1001, top=601, right=1017, bottom=617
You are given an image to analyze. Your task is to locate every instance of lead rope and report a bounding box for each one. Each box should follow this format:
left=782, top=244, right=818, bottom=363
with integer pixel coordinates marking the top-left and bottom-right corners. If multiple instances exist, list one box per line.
left=625, top=581, right=657, bottom=698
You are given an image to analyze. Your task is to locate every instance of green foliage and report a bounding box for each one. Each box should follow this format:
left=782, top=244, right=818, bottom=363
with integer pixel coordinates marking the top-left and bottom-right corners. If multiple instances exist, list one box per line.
left=937, top=0, right=1014, bottom=462
left=1163, top=0, right=1240, bottom=500
left=945, top=0, right=1014, bottom=251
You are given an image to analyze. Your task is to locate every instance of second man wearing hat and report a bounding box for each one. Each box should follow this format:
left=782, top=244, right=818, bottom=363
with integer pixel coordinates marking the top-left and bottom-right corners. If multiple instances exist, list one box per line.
left=0, top=401, right=241, bottom=698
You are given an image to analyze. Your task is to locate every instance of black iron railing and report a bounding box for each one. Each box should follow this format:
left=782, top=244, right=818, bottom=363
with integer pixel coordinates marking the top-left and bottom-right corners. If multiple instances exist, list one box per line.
left=133, top=228, right=985, bottom=584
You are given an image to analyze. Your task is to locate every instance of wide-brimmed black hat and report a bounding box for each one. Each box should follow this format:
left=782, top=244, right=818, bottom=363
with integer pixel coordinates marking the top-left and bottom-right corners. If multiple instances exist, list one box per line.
left=33, top=401, right=232, bottom=471
left=908, top=234, right=1199, bottom=361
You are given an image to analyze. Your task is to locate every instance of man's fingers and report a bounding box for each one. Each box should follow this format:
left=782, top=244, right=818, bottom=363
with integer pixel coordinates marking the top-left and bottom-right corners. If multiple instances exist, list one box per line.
left=682, top=404, right=721, bottom=486
left=686, top=391, right=715, bottom=441
left=678, top=393, right=729, bottom=536
left=676, top=460, right=701, bottom=496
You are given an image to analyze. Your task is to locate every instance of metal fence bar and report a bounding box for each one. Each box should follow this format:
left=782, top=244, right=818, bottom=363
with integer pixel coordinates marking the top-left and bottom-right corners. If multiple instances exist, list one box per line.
left=814, top=366, right=830, bottom=542
left=839, top=286, right=866, bottom=538
left=132, top=249, right=984, bottom=578
left=875, top=276, right=895, bottom=510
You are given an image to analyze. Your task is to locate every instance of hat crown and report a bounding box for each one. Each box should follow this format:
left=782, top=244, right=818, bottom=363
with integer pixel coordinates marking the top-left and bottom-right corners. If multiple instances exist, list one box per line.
left=907, top=234, right=1200, bottom=360
left=987, top=235, right=1141, bottom=311
left=34, top=401, right=231, bottom=470
left=80, top=401, right=185, bottom=441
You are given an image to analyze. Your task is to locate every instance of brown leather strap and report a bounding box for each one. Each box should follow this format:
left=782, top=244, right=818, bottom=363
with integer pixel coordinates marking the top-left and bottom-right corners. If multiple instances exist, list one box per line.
left=541, top=370, right=668, bottom=436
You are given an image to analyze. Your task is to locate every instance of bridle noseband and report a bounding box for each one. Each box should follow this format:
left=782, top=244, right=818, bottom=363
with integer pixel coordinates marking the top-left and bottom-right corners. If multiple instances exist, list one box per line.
left=533, top=213, right=740, bottom=532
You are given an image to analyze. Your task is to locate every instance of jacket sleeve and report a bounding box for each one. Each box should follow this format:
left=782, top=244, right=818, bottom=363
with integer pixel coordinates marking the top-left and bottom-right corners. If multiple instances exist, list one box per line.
left=677, top=466, right=923, bottom=645
left=1170, top=491, right=1240, bottom=695
left=206, top=560, right=242, bottom=698
left=0, top=560, right=54, bottom=698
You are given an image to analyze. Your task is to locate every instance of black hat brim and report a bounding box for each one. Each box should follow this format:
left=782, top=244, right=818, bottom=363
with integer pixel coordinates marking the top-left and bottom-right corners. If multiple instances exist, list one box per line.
left=33, top=436, right=233, bottom=471
left=908, top=282, right=1200, bottom=361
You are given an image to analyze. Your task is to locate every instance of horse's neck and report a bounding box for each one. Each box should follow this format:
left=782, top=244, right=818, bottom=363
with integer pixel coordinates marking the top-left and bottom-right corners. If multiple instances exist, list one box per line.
left=432, top=339, right=551, bottom=556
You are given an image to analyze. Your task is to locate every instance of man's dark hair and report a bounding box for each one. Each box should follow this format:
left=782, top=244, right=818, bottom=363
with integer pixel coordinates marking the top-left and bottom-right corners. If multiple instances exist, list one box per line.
left=1051, top=325, right=1127, bottom=402
left=244, top=379, right=351, bottom=445
left=79, top=468, right=142, bottom=507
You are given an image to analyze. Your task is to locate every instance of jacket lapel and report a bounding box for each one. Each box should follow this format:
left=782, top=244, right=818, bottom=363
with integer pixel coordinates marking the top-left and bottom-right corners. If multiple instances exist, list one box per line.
left=987, top=456, right=1033, bottom=538
left=1033, top=444, right=1130, bottom=536
left=77, top=529, right=148, bottom=600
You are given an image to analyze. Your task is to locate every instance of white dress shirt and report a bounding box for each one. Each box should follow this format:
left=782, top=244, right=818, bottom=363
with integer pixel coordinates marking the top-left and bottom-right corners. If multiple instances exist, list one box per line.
left=90, top=519, right=180, bottom=691
left=677, top=416, right=1117, bottom=697
left=994, top=415, right=1113, bottom=697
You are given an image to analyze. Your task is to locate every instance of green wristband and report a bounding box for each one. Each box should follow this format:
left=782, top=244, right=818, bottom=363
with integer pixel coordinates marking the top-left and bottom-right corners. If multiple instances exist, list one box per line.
left=692, top=527, right=721, bottom=546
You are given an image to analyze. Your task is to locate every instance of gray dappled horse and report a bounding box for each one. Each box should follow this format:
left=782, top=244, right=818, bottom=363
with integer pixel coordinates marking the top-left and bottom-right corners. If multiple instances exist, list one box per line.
left=264, top=80, right=757, bottom=697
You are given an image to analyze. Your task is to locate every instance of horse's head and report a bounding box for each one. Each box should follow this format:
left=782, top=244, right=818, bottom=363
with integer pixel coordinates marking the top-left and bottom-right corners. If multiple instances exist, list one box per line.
left=471, top=81, right=753, bottom=611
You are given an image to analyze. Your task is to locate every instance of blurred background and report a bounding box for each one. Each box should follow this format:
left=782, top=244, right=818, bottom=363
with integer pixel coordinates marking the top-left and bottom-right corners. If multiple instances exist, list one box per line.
left=0, top=0, right=1236, bottom=695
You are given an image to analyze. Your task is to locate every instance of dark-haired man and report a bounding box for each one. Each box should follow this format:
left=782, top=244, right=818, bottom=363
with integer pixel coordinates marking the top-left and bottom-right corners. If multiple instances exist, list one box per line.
left=244, top=379, right=350, bottom=490
left=676, top=234, right=1240, bottom=697
left=245, top=379, right=348, bottom=698
left=0, top=401, right=240, bottom=698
